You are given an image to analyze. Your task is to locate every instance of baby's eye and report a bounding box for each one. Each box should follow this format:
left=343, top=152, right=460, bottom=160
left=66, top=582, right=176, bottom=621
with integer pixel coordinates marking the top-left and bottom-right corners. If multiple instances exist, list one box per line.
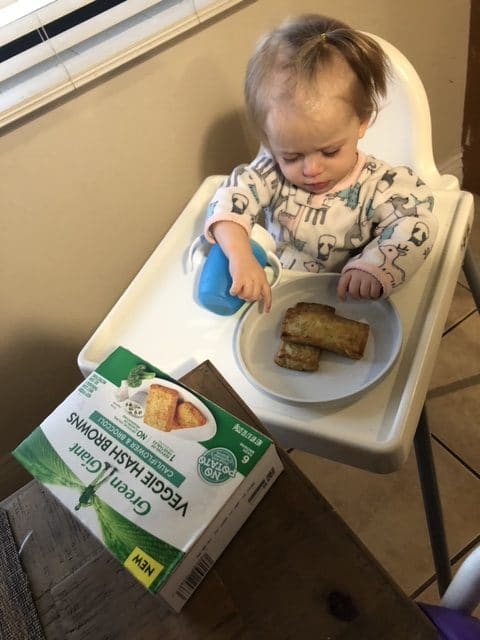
left=282, top=156, right=300, bottom=163
left=322, top=149, right=339, bottom=158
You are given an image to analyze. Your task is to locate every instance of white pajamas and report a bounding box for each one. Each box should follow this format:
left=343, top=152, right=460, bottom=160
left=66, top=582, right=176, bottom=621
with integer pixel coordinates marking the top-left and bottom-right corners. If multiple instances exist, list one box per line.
left=204, top=149, right=437, bottom=297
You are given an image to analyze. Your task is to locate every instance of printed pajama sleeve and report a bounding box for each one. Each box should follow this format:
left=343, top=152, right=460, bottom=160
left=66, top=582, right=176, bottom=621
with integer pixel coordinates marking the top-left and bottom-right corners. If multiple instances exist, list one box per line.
left=203, top=155, right=275, bottom=242
left=341, top=166, right=438, bottom=297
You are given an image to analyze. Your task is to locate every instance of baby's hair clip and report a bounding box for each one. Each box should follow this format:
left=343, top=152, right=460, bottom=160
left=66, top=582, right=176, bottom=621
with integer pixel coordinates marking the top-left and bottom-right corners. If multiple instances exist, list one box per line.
left=319, top=32, right=329, bottom=43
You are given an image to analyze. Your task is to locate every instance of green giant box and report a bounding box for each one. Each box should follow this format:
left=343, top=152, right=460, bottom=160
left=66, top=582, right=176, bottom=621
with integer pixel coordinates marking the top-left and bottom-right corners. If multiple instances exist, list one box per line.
left=13, top=347, right=283, bottom=611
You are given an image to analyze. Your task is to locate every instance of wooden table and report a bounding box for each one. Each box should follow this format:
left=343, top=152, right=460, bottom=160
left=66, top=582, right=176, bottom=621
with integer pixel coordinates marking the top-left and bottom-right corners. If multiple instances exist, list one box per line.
left=1, top=361, right=436, bottom=639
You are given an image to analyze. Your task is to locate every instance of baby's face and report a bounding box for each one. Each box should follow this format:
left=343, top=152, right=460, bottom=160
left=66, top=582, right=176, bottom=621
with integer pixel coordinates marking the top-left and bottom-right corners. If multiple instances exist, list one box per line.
left=264, top=76, right=368, bottom=195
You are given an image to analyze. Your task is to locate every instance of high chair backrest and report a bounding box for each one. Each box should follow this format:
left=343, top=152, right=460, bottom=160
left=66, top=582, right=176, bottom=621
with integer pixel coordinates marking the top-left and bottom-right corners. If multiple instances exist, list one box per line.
left=359, top=34, right=459, bottom=191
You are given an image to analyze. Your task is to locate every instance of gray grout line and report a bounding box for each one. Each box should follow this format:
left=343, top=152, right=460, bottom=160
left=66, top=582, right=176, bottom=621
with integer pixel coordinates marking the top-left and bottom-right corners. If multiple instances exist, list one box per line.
left=427, top=372, right=480, bottom=399
left=431, top=432, right=480, bottom=480
left=442, top=307, right=478, bottom=337
left=410, top=533, right=480, bottom=601
left=410, top=575, right=437, bottom=600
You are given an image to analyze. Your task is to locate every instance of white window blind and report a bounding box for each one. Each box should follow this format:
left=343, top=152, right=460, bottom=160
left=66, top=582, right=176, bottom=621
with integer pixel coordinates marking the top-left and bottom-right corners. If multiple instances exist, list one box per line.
left=0, top=0, right=250, bottom=129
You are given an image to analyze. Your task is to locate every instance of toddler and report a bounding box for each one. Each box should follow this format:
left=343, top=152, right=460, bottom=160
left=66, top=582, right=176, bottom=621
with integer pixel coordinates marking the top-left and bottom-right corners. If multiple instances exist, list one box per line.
left=203, top=14, right=437, bottom=312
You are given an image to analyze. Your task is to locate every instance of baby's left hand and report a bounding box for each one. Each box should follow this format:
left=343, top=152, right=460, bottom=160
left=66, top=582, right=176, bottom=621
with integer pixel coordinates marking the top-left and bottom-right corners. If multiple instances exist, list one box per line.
left=337, top=270, right=382, bottom=301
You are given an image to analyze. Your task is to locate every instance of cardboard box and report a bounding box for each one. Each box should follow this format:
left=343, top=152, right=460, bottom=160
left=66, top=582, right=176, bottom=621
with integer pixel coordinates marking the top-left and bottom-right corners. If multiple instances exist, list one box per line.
left=13, top=347, right=283, bottom=611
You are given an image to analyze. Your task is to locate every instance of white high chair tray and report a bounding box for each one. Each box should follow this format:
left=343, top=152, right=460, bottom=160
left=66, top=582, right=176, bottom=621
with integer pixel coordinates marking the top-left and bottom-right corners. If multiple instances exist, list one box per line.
left=78, top=176, right=474, bottom=473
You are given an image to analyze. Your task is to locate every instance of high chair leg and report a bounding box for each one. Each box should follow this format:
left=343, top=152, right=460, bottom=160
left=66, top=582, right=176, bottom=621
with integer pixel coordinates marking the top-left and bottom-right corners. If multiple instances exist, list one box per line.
left=414, top=407, right=452, bottom=595
left=463, top=245, right=480, bottom=312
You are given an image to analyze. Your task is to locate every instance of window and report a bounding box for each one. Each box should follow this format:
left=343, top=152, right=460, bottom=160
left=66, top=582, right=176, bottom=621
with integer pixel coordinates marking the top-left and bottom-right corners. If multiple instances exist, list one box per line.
left=0, top=0, right=250, bottom=129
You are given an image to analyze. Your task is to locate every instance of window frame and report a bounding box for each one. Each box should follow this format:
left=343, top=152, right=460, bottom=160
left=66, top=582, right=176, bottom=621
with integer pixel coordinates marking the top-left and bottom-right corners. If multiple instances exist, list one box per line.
left=0, top=0, right=252, bottom=129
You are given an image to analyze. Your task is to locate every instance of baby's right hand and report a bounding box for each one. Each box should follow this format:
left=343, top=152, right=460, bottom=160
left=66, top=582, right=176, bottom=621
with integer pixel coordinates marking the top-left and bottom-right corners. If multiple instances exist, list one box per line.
left=228, top=253, right=272, bottom=313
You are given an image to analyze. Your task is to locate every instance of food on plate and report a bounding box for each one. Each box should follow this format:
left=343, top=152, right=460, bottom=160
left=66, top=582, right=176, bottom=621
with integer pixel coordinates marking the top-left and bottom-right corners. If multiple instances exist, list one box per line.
left=274, top=340, right=321, bottom=371
left=173, top=401, right=208, bottom=429
left=143, top=384, right=180, bottom=431
left=142, top=384, right=207, bottom=431
left=280, top=301, right=369, bottom=361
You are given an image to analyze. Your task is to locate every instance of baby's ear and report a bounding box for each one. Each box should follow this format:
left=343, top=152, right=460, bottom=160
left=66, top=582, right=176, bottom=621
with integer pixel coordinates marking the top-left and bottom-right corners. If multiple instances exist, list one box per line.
left=358, top=118, right=370, bottom=140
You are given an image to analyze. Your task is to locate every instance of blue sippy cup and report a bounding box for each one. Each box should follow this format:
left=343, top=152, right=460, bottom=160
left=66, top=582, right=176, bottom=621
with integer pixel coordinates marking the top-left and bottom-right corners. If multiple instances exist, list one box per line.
left=191, top=225, right=282, bottom=316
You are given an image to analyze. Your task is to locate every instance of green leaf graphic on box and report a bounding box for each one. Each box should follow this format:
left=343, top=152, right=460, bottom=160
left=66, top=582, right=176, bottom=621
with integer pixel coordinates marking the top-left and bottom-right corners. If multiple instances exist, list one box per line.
left=13, top=427, right=85, bottom=489
left=13, top=428, right=184, bottom=591
left=96, top=499, right=183, bottom=588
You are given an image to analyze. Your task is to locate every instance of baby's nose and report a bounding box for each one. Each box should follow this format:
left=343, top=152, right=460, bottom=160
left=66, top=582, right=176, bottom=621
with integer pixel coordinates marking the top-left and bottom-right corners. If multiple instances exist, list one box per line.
left=303, top=155, right=323, bottom=177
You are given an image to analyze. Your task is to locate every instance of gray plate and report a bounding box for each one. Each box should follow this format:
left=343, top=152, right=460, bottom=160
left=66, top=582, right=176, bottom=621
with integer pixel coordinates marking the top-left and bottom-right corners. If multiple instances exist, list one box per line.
left=234, top=274, right=403, bottom=404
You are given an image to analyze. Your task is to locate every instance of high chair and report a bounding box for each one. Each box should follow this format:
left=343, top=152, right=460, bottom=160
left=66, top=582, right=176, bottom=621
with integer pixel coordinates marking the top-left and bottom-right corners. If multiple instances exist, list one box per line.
left=77, top=33, right=477, bottom=601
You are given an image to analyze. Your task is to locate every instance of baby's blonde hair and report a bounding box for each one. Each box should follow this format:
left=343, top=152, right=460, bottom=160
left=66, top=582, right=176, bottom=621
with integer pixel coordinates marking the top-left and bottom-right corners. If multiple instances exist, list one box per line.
left=245, top=14, right=390, bottom=144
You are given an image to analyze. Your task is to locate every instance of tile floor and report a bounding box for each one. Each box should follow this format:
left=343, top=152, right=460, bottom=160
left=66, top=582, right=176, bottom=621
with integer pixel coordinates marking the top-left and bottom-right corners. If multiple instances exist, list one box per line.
left=290, top=194, right=480, bottom=613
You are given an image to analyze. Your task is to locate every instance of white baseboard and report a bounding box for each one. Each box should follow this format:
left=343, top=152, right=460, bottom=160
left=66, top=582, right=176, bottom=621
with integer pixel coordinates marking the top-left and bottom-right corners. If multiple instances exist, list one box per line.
left=438, top=152, right=464, bottom=185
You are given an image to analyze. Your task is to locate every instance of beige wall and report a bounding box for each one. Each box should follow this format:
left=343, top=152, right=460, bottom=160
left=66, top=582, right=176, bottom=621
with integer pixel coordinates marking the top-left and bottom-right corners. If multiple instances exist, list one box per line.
left=1, top=0, right=470, bottom=448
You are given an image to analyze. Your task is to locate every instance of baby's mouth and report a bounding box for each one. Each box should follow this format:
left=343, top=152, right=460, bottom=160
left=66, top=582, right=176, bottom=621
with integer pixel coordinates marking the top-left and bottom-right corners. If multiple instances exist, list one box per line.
left=306, top=180, right=330, bottom=192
